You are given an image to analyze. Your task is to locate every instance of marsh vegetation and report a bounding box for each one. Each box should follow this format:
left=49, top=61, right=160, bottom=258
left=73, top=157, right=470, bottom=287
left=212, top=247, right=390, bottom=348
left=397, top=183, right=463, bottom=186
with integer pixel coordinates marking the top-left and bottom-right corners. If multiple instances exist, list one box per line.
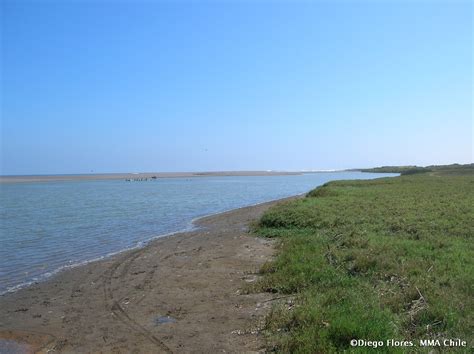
left=252, top=165, right=473, bottom=352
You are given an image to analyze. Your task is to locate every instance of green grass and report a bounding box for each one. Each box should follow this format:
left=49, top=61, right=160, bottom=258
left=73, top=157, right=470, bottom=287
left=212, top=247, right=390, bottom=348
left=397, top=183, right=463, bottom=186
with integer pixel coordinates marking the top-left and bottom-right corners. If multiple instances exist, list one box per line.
left=252, top=167, right=473, bottom=352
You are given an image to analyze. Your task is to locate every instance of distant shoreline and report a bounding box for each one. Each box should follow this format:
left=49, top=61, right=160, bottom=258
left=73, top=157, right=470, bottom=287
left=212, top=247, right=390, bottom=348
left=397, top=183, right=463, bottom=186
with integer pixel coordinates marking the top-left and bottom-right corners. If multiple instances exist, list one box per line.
left=0, top=170, right=343, bottom=183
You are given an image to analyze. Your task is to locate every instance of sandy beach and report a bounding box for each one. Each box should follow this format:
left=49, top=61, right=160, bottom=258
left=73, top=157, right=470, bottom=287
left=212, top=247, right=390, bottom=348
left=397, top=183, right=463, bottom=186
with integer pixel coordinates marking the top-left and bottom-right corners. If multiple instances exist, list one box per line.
left=0, top=197, right=296, bottom=353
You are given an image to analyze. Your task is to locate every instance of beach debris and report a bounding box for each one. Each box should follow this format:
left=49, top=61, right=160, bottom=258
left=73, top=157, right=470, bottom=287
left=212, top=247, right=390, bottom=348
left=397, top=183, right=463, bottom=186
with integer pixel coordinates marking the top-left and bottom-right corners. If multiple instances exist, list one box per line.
left=408, top=286, right=427, bottom=322
left=231, top=327, right=262, bottom=335
left=242, top=275, right=257, bottom=283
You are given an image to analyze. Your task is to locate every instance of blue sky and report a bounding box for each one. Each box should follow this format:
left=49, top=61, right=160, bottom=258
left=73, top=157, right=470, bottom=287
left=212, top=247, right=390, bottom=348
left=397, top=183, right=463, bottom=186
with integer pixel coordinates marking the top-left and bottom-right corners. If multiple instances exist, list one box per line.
left=1, top=0, right=472, bottom=175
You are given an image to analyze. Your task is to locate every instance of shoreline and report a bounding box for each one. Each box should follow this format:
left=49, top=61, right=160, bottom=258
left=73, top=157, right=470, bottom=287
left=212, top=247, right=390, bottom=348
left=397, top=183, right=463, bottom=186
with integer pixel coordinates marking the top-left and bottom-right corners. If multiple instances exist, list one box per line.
left=0, top=195, right=300, bottom=353
left=1, top=193, right=306, bottom=297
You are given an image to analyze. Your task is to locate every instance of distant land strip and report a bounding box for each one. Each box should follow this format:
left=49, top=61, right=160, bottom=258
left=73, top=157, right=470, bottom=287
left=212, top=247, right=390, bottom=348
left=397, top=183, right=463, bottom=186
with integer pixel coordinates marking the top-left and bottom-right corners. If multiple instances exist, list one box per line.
left=0, top=171, right=312, bottom=183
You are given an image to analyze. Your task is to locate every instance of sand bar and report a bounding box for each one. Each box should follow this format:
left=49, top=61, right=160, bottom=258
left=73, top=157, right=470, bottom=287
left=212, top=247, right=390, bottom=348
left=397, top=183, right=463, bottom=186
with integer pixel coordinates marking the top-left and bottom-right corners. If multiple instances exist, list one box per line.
left=0, top=171, right=303, bottom=184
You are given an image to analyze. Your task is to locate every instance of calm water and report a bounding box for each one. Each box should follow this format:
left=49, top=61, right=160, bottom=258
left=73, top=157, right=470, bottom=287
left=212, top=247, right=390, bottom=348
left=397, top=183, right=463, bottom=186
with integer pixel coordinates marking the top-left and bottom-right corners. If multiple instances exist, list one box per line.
left=0, top=172, right=396, bottom=294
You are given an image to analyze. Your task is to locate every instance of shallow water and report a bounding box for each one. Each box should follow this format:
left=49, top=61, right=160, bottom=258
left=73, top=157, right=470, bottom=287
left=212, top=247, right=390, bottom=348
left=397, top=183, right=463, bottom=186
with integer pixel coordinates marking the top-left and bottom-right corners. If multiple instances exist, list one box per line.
left=0, top=172, right=396, bottom=294
left=0, top=339, right=30, bottom=354
left=154, top=316, right=177, bottom=325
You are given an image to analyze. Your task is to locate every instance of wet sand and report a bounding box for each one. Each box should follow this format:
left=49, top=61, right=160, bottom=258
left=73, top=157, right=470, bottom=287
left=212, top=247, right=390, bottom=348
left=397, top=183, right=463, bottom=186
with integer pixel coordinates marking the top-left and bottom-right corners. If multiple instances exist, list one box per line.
left=0, top=197, right=297, bottom=353
left=0, top=171, right=302, bottom=183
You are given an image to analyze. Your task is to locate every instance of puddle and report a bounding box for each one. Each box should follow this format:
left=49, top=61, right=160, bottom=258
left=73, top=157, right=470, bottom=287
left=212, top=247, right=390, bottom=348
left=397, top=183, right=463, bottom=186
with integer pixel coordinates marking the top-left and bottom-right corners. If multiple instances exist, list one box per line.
left=153, top=316, right=176, bottom=325
left=0, top=339, right=31, bottom=354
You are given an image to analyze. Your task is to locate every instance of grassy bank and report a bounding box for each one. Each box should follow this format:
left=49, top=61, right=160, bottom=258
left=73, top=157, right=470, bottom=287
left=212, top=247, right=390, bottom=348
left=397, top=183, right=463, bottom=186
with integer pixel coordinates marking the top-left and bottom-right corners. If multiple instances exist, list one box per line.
left=252, top=168, right=473, bottom=352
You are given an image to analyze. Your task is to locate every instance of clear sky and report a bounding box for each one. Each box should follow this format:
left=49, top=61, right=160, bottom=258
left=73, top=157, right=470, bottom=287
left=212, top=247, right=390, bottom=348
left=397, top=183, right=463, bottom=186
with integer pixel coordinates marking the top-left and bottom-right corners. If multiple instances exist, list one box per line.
left=1, top=0, right=472, bottom=175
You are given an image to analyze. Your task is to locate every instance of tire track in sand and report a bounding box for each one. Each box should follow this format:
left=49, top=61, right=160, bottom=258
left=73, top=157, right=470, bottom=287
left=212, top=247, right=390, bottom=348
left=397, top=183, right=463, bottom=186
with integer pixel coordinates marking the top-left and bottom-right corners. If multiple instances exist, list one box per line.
left=102, top=248, right=172, bottom=353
